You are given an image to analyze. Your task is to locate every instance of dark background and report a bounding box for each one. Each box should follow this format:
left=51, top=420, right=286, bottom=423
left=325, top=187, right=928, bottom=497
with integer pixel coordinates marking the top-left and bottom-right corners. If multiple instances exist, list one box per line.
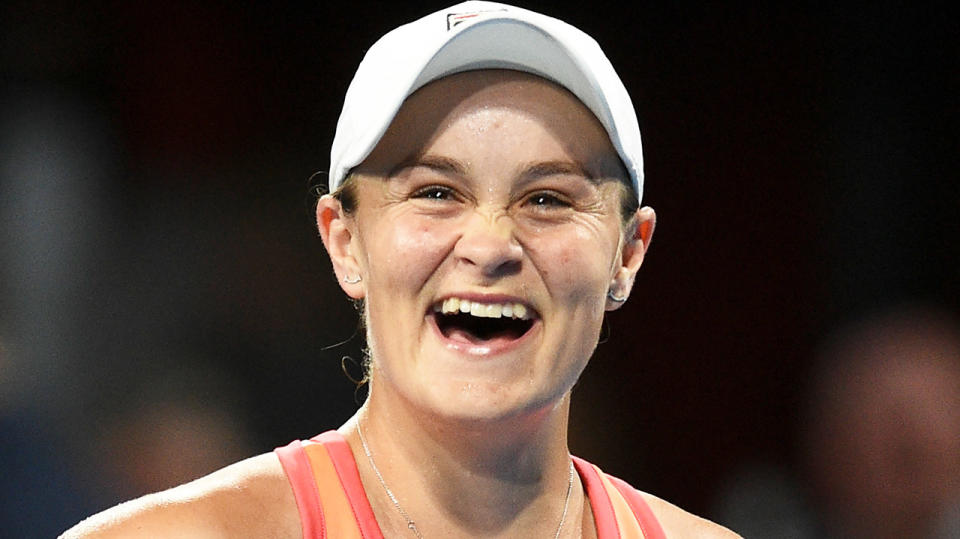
left=1, top=1, right=956, bottom=535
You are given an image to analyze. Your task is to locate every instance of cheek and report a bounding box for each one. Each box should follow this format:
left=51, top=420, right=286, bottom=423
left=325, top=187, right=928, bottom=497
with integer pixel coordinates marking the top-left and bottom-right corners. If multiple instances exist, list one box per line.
left=534, top=227, right=614, bottom=299
left=367, top=216, right=454, bottom=285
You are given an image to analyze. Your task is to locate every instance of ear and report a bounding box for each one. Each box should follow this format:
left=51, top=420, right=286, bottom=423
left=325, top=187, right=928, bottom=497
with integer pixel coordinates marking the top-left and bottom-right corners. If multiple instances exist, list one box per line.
left=606, top=206, right=656, bottom=311
left=316, top=194, right=365, bottom=299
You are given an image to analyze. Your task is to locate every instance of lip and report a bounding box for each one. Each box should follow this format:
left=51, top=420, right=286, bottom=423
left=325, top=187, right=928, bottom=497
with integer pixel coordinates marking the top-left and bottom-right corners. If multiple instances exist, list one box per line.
left=426, top=293, right=540, bottom=357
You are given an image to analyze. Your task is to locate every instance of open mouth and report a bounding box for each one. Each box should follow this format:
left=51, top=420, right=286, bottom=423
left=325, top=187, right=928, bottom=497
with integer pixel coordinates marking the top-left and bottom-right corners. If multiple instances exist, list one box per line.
left=431, top=298, right=537, bottom=344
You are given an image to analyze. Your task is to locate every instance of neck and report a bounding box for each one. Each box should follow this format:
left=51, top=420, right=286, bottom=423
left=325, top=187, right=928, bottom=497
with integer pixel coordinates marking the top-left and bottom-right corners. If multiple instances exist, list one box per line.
left=341, top=382, right=581, bottom=537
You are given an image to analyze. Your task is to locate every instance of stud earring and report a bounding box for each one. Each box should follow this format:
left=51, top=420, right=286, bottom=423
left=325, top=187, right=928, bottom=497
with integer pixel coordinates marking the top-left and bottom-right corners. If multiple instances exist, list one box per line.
left=607, top=289, right=627, bottom=303
left=343, top=275, right=362, bottom=284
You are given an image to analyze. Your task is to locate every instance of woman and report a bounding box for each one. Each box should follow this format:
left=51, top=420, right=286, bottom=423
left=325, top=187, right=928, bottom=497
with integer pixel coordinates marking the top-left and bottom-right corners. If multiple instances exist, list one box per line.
left=63, top=2, right=738, bottom=537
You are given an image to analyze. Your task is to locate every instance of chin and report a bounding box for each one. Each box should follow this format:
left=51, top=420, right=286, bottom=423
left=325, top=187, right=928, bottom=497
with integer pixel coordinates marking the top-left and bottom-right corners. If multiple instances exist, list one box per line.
left=418, top=377, right=567, bottom=426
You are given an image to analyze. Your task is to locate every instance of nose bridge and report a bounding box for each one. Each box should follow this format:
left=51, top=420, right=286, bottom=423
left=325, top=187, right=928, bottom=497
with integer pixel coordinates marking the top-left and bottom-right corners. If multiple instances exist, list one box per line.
left=454, top=206, right=522, bottom=276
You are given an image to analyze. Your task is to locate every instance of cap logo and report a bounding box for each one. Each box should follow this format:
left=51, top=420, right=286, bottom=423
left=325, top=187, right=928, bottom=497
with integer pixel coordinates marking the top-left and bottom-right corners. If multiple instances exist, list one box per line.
left=446, top=8, right=508, bottom=30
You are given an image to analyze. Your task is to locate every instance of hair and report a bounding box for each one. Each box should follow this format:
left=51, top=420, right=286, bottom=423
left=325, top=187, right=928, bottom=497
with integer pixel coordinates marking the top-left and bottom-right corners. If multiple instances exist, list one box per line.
left=614, top=180, right=640, bottom=228
left=329, top=173, right=359, bottom=214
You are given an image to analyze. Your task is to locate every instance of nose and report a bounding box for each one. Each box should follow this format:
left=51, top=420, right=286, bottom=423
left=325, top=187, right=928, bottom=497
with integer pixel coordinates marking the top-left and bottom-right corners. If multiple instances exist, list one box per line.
left=453, top=210, right=523, bottom=278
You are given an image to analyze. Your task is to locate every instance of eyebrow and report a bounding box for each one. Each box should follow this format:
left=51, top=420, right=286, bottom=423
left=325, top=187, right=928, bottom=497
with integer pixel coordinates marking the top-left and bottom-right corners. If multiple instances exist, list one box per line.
left=391, top=154, right=601, bottom=185
left=521, top=160, right=598, bottom=184
left=389, top=154, right=468, bottom=178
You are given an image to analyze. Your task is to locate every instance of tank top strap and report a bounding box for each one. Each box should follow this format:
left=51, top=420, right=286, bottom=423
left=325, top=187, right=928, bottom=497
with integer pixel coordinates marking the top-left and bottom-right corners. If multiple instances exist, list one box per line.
left=573, top=456, right=666, bottom=539
left=309, top=431, right=384, bottom=539
left=275, top=439, right=326, bottom=538
left=275, top=431, right=384, bottom=539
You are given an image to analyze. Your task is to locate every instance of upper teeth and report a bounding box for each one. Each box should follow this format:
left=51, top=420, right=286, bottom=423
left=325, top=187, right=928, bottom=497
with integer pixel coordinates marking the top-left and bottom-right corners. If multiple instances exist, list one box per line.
left=434, top=298, right=531, bottom=319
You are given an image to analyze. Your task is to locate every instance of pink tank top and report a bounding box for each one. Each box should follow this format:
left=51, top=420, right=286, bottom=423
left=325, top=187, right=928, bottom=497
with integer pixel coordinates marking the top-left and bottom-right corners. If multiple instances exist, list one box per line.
left=275, top=431, right=666, bottom=539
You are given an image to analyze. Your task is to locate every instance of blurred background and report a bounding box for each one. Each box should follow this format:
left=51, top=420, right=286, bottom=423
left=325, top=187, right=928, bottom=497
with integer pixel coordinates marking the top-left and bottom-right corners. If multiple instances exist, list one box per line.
left=1, top=1, right=957, bottom=537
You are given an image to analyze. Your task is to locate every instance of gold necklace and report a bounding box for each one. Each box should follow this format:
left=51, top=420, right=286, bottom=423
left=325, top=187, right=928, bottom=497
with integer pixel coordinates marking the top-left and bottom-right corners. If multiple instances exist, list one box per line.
left=357, top=421, right=576, bottom=539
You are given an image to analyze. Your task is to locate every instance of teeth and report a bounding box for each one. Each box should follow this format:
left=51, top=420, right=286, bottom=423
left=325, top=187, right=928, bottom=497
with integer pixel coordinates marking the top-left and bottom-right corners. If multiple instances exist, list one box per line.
left=434, top=298, right=531, bottom=320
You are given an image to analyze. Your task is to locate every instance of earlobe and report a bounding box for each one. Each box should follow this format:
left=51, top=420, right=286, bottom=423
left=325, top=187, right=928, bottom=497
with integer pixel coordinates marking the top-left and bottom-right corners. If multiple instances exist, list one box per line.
left=606, top=206, right=656, bottom=311
left=316, top=195, right=365, bottom=299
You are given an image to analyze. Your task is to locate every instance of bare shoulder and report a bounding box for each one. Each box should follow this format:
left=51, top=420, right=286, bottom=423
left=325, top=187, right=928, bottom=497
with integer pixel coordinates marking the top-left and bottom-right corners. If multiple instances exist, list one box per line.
left=60, top=452, right=299, bottom=539
left=641, top=492, right=741, bottom=538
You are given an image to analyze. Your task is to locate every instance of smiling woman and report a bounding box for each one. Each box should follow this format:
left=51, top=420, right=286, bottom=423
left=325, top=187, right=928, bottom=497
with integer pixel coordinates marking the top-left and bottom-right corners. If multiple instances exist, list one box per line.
left=323, top=71, right=642, bottom=427
left=62, top=2, right=738, bottom=538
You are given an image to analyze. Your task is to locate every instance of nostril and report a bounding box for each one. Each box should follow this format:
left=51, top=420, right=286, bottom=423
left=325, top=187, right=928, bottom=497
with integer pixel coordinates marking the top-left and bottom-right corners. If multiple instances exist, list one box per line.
left=453, top=223, right=523, bottom=276
left=459, top=246, right=522, bottom=277
left=491, top=258, right=522, bottom=278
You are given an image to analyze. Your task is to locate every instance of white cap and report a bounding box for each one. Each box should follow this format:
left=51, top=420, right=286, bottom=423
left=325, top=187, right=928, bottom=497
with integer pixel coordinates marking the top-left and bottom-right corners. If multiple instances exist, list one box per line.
left=329, top=1, right=645, bottom=203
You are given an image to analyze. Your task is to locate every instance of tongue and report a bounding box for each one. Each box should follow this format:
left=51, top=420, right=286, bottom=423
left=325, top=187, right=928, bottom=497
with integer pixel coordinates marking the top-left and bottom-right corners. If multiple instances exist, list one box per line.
left=444, top=328, right=518, bottom=346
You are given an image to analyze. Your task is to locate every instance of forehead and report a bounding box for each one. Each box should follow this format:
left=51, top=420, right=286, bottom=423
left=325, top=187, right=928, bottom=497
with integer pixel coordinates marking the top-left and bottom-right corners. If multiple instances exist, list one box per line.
left=355, top=69, right=625, bottom=178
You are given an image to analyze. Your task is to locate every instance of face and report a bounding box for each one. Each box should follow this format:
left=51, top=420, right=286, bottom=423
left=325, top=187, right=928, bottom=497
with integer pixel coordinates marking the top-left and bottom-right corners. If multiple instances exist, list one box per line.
left=320, top=70, right=653, bottom=423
